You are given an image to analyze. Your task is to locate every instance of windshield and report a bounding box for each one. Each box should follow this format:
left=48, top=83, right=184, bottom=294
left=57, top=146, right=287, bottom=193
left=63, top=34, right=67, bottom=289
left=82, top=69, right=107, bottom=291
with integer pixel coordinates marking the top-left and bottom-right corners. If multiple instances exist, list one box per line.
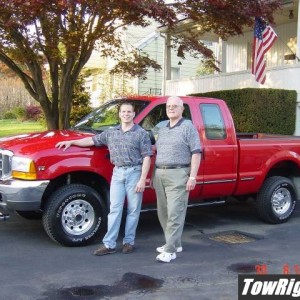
left=73, top=99, right=150, bottom=133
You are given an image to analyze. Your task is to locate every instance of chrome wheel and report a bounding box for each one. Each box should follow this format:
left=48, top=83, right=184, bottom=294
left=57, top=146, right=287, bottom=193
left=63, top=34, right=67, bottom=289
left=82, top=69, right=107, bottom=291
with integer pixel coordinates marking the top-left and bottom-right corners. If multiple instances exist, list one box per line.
left=62, top=200, right=95, bottom=235
left=271, top=187, right=292, bottom=216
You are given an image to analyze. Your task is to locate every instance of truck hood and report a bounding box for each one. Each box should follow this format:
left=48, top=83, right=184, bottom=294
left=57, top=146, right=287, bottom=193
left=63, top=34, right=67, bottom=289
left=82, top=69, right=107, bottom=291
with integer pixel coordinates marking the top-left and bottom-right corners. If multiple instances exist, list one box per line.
left=0, top=130, right=93, bottom=156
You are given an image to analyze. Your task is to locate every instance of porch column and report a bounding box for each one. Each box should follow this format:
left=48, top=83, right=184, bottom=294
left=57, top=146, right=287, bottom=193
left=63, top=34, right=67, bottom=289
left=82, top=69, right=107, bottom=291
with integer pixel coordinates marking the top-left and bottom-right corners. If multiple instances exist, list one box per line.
left=162, top=33, right=172, bottom=96
left=293, top=3, right=300, bottom=135
left=297, top=2, right=300, bottom=61
left=218, top=38, right=227, bottom=73
left=294, top=92, right=300, bottom=136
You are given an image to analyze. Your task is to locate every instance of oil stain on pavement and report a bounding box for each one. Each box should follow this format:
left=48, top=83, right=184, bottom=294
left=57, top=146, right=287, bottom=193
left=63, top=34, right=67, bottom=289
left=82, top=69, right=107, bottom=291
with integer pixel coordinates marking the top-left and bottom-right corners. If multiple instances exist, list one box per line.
left=40, top=272, right=164, bottom=300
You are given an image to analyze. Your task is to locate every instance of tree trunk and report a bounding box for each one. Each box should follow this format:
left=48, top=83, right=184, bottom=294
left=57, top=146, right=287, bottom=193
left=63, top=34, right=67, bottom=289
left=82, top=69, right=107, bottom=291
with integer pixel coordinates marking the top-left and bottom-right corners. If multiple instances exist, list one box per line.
left=44, top=111, right=58, bottom=130
left=39, top=96, right=58, bottom=130
left=59, top=77, right=74, bottom=129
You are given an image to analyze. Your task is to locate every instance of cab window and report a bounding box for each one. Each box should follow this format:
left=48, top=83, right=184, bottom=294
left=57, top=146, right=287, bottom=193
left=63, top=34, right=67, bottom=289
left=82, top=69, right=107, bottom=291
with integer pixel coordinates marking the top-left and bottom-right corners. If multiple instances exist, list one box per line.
left=200, top=104, right=226, bottom=140
left=140, top=103, right=192, bottom=131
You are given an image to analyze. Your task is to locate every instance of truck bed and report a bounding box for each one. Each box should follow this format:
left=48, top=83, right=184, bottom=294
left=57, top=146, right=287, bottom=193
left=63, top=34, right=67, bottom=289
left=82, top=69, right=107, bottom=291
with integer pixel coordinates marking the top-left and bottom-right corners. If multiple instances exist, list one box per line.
left=237, top=132, right=300, bottom=139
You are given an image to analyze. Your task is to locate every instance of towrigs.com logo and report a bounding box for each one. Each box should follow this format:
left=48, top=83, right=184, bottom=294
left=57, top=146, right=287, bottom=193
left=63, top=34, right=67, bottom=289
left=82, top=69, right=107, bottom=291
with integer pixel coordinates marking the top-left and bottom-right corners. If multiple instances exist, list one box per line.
left=238, top=275, right=300, bottom=299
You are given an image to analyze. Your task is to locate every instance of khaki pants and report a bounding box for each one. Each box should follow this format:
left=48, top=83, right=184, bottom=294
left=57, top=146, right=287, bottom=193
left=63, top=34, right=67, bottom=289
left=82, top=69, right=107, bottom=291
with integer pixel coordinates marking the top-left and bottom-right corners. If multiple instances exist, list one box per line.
left=153, top=167, right=190, bottom=253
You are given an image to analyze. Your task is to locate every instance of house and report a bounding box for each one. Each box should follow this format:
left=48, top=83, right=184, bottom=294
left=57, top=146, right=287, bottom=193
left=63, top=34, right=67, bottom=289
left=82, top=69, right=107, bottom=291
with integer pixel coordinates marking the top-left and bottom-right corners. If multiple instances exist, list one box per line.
left=132, top=31, right=217, bottom=95
left=160, top=0, right=300, bottom=134
left=84, top=23, right=217, bottom=105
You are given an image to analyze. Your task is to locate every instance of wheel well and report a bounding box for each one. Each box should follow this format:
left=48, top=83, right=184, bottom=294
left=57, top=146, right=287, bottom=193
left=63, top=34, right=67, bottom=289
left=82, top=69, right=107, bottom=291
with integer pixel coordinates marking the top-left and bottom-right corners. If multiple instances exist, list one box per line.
left=41, top=171, right=110, bottom=210
left=266, top=160, right=300, bottom=179
left=266, top=160, right=300, bottom=199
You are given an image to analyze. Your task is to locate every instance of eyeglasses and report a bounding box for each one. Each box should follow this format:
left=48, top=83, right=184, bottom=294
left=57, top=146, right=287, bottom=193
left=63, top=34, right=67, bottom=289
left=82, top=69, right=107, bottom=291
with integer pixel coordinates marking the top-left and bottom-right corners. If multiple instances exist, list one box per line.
left=166, top=105, right=182, bottom=109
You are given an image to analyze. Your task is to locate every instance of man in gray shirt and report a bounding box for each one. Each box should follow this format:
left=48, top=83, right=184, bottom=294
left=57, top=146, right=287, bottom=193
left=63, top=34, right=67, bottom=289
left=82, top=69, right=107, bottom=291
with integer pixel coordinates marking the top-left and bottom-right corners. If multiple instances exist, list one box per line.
left=153, top=96, right=201, bottom=263
left=56, top=102, right=152, bottom=255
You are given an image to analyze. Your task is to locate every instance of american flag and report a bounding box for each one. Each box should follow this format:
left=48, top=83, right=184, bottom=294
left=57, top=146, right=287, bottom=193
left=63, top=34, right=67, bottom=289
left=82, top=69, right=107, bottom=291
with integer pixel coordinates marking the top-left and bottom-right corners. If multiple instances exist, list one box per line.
left=251, top=17, right=277, bottom=84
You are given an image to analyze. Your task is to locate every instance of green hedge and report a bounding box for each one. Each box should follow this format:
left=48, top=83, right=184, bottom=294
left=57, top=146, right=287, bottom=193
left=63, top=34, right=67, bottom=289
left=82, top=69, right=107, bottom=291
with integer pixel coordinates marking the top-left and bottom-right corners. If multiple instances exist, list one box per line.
left=190, top=88, right=297, bottom=134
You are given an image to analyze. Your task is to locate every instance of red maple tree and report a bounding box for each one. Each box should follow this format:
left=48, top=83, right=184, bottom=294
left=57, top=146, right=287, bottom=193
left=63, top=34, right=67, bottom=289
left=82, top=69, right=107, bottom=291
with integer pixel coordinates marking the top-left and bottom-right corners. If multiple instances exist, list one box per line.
left=0, top=0, right=280, bottom=129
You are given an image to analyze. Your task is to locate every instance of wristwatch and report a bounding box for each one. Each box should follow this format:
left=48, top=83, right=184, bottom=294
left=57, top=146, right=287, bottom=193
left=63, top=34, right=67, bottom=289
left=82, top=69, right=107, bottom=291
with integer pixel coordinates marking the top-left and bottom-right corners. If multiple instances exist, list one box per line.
left=189, top=177, right=196, bottom=180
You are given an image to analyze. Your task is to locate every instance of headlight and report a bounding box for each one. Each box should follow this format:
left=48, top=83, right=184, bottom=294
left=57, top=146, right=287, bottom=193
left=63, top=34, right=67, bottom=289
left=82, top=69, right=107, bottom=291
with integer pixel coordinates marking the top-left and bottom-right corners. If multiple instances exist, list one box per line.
left=11, top=157, right=37, bottom=180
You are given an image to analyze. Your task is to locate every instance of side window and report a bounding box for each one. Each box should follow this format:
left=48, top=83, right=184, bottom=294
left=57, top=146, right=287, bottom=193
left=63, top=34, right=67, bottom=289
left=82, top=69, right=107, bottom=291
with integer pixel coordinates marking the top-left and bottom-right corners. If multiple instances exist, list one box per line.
left=74, top=100, right=149, bottom=132
left=200, top=104, right=226, bottom=140
left=140, top=104, right=192, bottom=130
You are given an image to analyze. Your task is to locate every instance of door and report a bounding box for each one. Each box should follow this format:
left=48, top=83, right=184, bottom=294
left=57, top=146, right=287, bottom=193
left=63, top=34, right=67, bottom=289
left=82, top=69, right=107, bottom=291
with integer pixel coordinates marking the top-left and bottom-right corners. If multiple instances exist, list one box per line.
left=199, top=102, right=238, bottom=199
left=137, top=101, right=202, bottom=205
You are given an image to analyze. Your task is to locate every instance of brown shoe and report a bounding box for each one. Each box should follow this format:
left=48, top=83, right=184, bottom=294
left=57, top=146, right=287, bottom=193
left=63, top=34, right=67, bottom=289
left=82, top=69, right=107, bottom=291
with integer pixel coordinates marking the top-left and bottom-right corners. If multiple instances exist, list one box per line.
left=93, top=245, right=116, bottom=256
left=122, top=243, right=134, bottom=254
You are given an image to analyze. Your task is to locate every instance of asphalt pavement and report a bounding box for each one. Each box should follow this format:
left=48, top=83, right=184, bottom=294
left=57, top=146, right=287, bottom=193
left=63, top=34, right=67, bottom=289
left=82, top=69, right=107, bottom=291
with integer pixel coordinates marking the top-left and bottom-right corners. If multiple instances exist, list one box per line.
left=1, top=199, right=300, bottom=300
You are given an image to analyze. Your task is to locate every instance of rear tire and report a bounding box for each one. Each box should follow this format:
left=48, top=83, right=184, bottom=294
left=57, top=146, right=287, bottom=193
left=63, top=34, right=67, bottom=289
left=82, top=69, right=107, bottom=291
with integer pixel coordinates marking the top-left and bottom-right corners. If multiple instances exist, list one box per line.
left=256, top=176, right=297, bottom=224
left=42, top=184, right=107, bottom=246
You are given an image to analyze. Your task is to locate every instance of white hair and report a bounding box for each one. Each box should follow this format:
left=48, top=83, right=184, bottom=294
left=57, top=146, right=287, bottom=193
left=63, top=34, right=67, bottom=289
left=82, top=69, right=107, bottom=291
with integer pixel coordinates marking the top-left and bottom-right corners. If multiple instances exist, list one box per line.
left=167, top=96, right=183, bottom=106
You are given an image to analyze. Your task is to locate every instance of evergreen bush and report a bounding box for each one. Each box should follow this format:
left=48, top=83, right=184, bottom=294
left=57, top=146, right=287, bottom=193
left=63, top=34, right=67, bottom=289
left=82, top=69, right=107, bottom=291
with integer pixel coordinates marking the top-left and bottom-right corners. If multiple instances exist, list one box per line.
left=190, top=88, right=297, bottom=135
left=3, top=111, right=17, bottom=119
left=13, top=106, right=26, bottom=121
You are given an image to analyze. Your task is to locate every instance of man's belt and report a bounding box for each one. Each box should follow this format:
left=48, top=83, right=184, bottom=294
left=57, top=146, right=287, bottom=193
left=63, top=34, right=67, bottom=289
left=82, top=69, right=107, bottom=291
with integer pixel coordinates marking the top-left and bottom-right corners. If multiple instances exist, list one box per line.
left=156, top=164, right=190, bottom=169
left=117, top=164, right=142, bottom=168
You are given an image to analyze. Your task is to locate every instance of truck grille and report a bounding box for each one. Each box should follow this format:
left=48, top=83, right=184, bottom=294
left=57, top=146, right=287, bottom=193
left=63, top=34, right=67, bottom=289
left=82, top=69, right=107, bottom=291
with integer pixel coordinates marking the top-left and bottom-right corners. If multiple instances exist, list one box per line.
left=0, top=149, right=13, bottom=180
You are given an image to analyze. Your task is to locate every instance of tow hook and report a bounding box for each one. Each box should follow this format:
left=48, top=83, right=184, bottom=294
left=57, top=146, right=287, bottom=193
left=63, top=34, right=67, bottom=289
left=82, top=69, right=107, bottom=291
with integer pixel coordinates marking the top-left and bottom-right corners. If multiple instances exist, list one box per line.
left=0, top=208, right=10, bottom=221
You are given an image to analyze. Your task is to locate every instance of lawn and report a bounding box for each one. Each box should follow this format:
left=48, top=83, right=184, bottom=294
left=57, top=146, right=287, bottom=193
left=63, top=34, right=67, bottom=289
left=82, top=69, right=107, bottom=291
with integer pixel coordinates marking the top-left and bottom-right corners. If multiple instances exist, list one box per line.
left=0, top=119, right=46, bottom=138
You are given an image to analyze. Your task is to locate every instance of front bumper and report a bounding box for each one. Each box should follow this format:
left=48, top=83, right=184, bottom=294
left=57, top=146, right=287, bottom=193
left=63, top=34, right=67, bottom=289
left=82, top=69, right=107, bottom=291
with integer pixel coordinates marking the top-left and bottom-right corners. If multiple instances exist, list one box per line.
left=0, top=206, right=10, bottom=220
left=0, top=179, right=50, bottom=211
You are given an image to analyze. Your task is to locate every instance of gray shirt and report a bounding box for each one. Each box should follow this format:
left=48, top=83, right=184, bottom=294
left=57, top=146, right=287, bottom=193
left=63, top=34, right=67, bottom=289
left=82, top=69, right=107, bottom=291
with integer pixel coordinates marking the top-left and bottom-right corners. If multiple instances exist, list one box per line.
left=155, top=118, right=201, bottom=166
left=92, top=124, right=152, bottom=167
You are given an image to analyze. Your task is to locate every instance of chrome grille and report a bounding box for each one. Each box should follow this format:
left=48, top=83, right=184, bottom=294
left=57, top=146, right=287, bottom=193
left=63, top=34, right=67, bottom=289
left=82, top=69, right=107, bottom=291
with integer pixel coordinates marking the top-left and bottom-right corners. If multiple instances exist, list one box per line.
left=0, top=149, right=13, bottom=180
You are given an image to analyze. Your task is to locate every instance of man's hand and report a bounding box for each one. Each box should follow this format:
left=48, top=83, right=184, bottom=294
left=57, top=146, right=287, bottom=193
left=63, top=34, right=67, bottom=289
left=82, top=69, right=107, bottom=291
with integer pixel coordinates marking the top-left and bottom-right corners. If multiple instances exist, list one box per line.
left=56, top=137, right=94, bottom=151
left=186, top=177, right=196, bottom=191
left=135, top=178, right=146, bottom=193
left=55, top=141, right=73, bottom=151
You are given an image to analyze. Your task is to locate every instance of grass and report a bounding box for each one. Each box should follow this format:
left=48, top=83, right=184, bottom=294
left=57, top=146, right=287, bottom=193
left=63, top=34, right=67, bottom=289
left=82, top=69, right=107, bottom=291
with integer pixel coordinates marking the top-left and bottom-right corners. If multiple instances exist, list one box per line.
left=0, top=119, right=46, bottom=138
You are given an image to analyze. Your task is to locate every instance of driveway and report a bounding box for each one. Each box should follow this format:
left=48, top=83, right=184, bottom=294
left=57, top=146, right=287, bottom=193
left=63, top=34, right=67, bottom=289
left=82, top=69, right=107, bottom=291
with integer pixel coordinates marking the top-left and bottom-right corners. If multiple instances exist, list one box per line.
left=1, top=199, right=300, bottom=300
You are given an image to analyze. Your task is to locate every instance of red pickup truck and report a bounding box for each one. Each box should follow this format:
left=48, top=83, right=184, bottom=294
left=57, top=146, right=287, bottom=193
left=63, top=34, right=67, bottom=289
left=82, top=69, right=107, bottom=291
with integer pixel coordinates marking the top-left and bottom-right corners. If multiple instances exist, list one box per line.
left=0, top=96, right=299, bottom=246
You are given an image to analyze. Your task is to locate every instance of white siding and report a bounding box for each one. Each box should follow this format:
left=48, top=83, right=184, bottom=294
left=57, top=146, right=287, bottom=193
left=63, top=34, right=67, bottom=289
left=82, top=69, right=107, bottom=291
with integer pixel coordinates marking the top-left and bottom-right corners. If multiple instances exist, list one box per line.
left=139, top=36, right=164, bottom=95
left=137, top=34, right=215, bottom=95
left=226, top=36, right=248, bottom=72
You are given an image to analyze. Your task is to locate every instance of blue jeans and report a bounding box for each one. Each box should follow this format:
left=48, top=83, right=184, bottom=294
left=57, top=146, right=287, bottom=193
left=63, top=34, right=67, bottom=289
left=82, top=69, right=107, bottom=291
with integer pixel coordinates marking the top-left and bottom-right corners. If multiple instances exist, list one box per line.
left=103, top=165, right=143, bottom=249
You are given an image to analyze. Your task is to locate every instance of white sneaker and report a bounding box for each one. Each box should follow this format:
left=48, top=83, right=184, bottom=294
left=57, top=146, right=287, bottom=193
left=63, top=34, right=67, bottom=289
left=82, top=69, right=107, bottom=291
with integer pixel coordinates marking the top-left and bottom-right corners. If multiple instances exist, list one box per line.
left=156, top=245, right=183, bottom=253
left=156, top=252, right=176, bottom=263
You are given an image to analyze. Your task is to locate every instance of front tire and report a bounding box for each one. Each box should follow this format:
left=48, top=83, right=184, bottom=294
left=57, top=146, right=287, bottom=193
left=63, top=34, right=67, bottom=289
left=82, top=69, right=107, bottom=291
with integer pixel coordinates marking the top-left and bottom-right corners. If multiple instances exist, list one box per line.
left=42, top=184, right=107, bottom=246
left=256, top=176, right=297, bottom=224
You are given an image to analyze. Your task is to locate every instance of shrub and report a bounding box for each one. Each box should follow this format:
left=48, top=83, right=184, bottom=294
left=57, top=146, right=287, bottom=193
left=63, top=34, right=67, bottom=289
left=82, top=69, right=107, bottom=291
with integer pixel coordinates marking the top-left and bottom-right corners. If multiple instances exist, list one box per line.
left=70, top=106, right=93, bottom=126
left=190, top=88, right=297, bottom=135
left=70, top=74, right=93, bottom=126
left=26, top=105, right=42, bottom=121
left=13, top=106, right=26, bottom=121
left=3, top=111, right=17, bottom=119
